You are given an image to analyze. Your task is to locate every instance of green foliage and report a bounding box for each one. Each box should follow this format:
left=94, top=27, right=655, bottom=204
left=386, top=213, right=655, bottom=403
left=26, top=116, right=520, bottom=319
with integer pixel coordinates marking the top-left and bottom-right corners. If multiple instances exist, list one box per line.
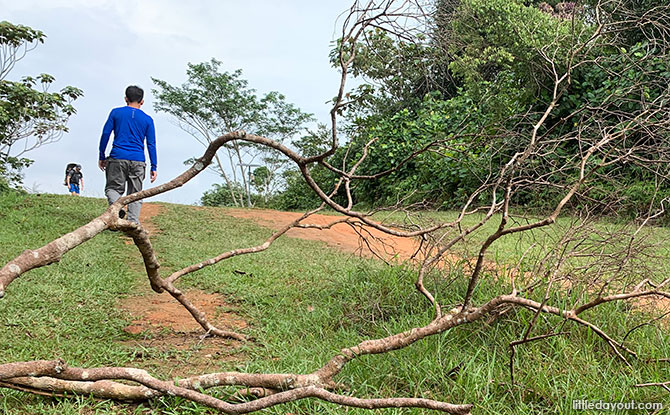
left=332, top=28, right=455, bottom=118
left=201, top=180, right=278, bottom=208
left=563, top=41, right=668, bottom=117
left=322, top=0, right=669, bottom=218
left=0, top=21, right=83, bottom=189
left=153, top=60, right=312, bottom=140
left=0, top=21, right=44, bottom=48
left=323, top=0, right=578, bottom=208
left=263, top=124, right=337, bottom=210
left=251, top=165, right=270, bottom=190
left=201, top=182, right=247, bottom=207
left=272, top=168, right=323, bottom=210
left=0, top=75, right=82, bottom=145
left=445, top=0, right=581, bottom=101
left=0, top=156, right=31, bottom=193
left=152, top=59, right=262, bottom=135
left=257, top=91, right=314, bottom=139
left=291, top=123, right=332, bottom=157
left=349, top=92, right=497, bottom=207
left=238, top=0, right=617, bottom=211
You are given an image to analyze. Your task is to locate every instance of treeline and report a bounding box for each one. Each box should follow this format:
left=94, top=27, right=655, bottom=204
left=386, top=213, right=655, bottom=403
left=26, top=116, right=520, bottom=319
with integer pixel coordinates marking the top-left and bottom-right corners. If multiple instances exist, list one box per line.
left=260, top=0, right=668, bottom=218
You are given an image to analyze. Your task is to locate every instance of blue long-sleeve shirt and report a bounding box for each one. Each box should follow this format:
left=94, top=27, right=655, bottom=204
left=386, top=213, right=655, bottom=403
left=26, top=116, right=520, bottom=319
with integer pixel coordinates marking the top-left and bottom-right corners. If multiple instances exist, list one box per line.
left=99, top=106, right=157, bottom=172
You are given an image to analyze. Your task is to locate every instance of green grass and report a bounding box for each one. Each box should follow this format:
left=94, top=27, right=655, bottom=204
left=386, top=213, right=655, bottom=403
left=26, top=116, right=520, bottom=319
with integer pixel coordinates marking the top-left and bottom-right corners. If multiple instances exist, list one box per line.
left=0, top=193, right=144, bottom=413
left=1, top=193, right=668, bottom=414
left=373, top=209, right=670, bottom=282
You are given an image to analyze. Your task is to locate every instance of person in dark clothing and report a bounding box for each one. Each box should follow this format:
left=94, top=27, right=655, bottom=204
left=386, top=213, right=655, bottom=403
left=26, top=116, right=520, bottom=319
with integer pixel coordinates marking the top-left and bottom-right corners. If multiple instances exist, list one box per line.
left=98, top=85, right=157, bottom=223
left=66, top=165, right=84, bottom=196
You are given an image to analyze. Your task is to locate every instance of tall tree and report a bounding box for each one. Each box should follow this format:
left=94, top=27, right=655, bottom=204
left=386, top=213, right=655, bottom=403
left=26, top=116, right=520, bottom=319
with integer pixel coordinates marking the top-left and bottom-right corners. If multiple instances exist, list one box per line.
left=0, top=21, right=83, bottom=190
left=152, top=59, right=313, bottom=207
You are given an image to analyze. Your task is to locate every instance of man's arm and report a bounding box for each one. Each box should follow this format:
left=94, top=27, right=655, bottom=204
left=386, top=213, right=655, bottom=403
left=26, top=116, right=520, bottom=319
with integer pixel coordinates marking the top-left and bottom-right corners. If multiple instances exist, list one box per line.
left=80, top=177, right=84, bottom=191
left=146, top=118, right=157, bottom=183
left=99, top=110, right=115, bottom=168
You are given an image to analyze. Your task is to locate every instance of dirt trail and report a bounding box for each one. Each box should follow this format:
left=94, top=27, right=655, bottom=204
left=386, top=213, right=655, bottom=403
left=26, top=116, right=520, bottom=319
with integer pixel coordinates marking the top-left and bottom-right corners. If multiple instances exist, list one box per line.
left=120, top=203, right=245, bottom=335
left=120, top=204, right=667, bottom=340
left=120, top=206, right=427, bottom=339
left=138, top=202, right=161, bottom=236
left=225, top=208, right=425, bottom=262
left=118, top=203, right=246, bottom=375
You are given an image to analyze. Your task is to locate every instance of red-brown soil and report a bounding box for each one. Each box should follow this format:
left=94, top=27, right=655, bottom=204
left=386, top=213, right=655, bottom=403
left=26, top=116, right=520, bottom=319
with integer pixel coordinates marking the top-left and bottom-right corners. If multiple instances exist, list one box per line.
left=119, top=203, right=246, bottom=336
left=137, top=202, right=162, bottom=236
left=120, top=204, right=668, bottom=344
left=225, top=208, right=424, bottom=262
left=118, top=203, right=247, bottom=375
left=120, top=288, right=247, bottom=377
left=121, top=290, right=247, bottom=335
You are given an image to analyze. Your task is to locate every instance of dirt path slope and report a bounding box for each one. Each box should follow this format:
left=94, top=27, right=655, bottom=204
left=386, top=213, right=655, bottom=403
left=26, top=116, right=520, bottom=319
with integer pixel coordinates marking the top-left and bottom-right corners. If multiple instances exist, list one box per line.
left=121, top=204, right=668, bottom=339
left=120, top=204, right=245, bottom=336
left=117, top=203, right=247, bottom=376
left=225, top=208, right=424, bottom=262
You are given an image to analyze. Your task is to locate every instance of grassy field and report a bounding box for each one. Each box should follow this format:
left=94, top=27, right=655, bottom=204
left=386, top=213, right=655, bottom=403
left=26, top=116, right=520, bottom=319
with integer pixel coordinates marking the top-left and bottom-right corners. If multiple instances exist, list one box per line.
left=0, top=192, right=668, bottom=414
left=372, top=209, right=670, bottom=283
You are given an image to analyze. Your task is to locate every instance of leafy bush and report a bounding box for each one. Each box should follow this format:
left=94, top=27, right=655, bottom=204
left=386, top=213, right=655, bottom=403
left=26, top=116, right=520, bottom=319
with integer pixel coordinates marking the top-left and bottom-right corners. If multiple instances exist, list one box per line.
left=271, top=169, right=325, bottom=211
left=201, top=183, right=248, bottom=207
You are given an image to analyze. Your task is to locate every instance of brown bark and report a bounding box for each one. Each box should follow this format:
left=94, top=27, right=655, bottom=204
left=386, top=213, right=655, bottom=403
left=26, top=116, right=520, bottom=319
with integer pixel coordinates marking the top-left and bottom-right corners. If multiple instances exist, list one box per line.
left=0, top=377, right=159, bottom=401
left=0, top=361, right=472, bottom=414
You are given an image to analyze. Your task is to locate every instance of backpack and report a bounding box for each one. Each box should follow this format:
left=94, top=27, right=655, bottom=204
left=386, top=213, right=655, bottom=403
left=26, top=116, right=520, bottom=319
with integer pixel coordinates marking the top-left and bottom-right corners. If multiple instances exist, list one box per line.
left=64, top=163, right=78, bottom=185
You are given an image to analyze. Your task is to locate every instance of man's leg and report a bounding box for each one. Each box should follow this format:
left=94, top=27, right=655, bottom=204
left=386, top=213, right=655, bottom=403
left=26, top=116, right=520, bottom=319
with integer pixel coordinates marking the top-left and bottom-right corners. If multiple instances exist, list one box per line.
left=126, top=161, right=146, bottom=223
left=105, top=159, right=126, bottom=205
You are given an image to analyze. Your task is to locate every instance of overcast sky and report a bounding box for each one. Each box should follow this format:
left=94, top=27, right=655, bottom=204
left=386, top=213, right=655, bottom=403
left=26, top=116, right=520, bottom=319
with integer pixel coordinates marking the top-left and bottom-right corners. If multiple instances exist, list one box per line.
left=2, top=0, right=355, bottom=204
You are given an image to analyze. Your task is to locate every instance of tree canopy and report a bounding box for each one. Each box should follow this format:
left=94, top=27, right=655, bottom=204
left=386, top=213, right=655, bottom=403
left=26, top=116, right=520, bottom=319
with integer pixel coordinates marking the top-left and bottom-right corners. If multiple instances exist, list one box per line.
left=152, top=59, right=313, bottom=207
left=278, top=0, right=669, bottom=218
left=0, top=21, right=83, bottom=191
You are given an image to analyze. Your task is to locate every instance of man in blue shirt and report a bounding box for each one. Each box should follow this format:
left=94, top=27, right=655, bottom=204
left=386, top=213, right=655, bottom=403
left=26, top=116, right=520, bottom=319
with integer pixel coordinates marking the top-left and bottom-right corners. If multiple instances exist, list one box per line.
left=98, top=85, right=157, bottom=223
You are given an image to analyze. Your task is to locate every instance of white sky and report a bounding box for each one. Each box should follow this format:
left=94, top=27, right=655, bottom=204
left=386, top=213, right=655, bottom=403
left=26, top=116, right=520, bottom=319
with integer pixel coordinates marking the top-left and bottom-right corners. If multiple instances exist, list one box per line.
left=2, top=0, right=355, bottom=204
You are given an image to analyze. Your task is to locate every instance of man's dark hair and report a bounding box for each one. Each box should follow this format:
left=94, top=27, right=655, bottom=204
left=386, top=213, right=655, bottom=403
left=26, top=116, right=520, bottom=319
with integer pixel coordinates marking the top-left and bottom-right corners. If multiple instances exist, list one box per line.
left=125, top=85, right=144, bottom=103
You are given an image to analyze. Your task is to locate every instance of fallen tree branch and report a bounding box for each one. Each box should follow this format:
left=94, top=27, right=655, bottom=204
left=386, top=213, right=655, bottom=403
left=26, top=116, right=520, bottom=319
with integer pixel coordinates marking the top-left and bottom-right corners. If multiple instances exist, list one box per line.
left=0, top=361, right=473, bottom=414
left=634, top=381, right=670, bottom=392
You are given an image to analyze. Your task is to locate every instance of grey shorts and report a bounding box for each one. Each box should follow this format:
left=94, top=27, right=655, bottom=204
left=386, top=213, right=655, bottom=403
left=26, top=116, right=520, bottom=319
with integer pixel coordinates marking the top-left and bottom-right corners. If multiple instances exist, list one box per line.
left=104, top=159, right=146, bottom=195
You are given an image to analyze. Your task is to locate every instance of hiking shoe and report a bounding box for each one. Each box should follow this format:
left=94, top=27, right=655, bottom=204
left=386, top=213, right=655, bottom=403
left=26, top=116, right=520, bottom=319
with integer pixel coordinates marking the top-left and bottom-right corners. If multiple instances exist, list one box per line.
left=119, top=209, right=126, bottom=219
